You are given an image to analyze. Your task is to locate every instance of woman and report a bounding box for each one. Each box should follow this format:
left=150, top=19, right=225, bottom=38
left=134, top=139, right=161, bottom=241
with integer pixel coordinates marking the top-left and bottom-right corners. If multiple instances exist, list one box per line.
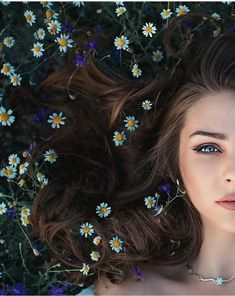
left=29, top=12, right=235, bottom=295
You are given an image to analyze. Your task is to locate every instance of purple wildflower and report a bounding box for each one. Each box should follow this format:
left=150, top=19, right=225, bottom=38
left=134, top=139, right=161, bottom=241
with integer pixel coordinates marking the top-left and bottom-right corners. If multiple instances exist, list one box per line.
left=158, top=184, right=171, bottom=194
left=74, top=53, right=88, bottom=68
left=7, top=282, right=28, bottom=295
left=62, top=22, right=73, bottom=33
left=134, top=265, right=143, bottom=280
left=85, top=40, right=98, bottom=51
left=8, top=207, right=16, bottom=219
left=49, top=284, right=68, bottom=296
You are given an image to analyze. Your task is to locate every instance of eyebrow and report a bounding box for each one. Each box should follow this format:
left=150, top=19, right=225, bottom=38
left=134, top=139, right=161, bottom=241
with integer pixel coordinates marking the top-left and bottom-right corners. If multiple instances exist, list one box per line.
left=189, top=130, right=228, bottom=140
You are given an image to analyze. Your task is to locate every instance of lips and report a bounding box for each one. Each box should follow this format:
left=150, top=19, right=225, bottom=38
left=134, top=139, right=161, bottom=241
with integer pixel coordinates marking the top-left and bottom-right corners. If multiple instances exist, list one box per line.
left=216, top=201, right=235, bottom=210
left=217, top=193, right=235, bottom=202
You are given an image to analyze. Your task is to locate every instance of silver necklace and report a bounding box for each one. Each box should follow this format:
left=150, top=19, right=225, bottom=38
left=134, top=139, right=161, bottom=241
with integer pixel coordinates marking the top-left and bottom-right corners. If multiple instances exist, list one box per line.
left=185, top=262, right=235, bottom=286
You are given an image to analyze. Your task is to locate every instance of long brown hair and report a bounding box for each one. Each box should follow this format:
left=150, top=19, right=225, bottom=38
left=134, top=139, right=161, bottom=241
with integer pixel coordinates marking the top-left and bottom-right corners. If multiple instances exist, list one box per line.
left=29, top=12, right=235, bottom=287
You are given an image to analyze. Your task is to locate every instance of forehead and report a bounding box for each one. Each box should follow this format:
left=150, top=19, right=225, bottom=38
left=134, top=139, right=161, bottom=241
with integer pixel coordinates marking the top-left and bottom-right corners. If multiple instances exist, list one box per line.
left=182, top=91, right=235, bottom=136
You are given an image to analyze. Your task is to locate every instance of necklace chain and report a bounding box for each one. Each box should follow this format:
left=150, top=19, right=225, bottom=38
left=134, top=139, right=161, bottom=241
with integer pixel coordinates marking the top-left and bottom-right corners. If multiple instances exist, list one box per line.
left=185, top=262, right=235, bottom=286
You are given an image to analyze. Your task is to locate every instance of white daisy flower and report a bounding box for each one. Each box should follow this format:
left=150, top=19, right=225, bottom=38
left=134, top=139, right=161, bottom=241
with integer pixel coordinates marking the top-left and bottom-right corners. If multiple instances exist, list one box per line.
left=1, top=63, right=15, bottom=76
left=47, top=20, right=62, bottom=35
left=132, top=64, right=142, bottom=78
left=72, top=1, right=85, bottom=7
left=40, top=1, right=53, bottom=8
left=109, top=236, right=123, bottom=253
left=19, top=162, right=29, bottom=175
left=115, top=6, right=126, bottom=17
left=221, top=1, right=232, bottom=4
left=211, top=13, right=221, bottom=20
left=124, top=115, right=139, bottom=132
left=90, top=251, right=101, bottom=261
left=80, top=222, right=94, bottom=238
left=36, top=172, right=46, bottom=183
left=40, top=177, right=48, bottom=188
left=24, top=10, right=36, bottom=26
left=1, top=1, right=10, bottom=6
left=8, top=154, right=20, bottom=167
left=175, top=5, right=190, bottom=16
left=142, top=100, right=153, bottom=111
left=47, top=112, right=66, bottom=129
left=0, top=202, right=7, bottom=215
left=115, top=1, right=124, bottom=6
left=114, top=35, right=129, bottom=50
left=160, top=8, right=173, bottom=19
left=35, top=28, right=46, bottom=40
left=45, top=8, right=59, bottom=19
left=0, top=106, right=15, bottom=126
left=3, top=165, right=17, bottom=179
left=80, top=263, right=90, bottom=275
left=20, top=208, right=30, bottom=218
left=144, top=196, right=156, bottom=209
left=55, top=33, right=74, bottom=53
left=9, top=73, right=22, bottom=86
left=93, top=236, right=102, bottom=246
left=96, top=202, right=112, bottom=218
left=20, top=215, right=30, bottom=226
left=152, top=49, right=164, bottom=62
left=31, top=42, right=45, bottom=58
left=3, top=36, right=15, bottom=48
left=44, top=149, right=58, bottom=164
left=142, top=22, right=157, bottom=38
left=113, top=131, right=127, bottom=146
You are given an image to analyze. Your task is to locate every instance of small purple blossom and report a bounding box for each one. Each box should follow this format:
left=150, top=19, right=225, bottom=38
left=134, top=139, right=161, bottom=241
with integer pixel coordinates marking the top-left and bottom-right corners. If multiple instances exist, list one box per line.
left=49, top=284, right=68, bottom=296
left=32, top=107, right=51, bottom=124
left=74, top=53, right=89, bottom=68
left=7, top=282, right=28, bottom=295
left=144, top=3, right=154, bottom=16
left=62, top=22, right=74, bottom=33
left=8, top=207, right=16, bottom=219
left=134, top=265, right=143, bottom=280
left=158, top=184, right=171, bottom=194
left=85, top=40, right=98, bottom=51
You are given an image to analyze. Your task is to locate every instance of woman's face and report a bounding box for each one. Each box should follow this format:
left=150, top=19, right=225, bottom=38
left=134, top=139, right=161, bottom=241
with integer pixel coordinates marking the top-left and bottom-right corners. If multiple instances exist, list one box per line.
left=179, top=90, right=235, bottom=233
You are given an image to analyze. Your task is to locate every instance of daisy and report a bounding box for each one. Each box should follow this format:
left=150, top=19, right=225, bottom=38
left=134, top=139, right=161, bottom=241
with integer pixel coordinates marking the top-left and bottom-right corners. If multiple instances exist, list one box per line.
left=160, top=8, right=173, bottom=20
left=115, top=6, right=126, bottom=17
left=142, top=100, right=153, bottom=111
left=144, top=196, right=156, bottom=209
left=8, top=154, right=20, bottom=167
left=40, top=1, right=53, bottom=8
left=142, top=22, right=157, bottom=38
left=55, top=33, right=74, bottom=53
left=109, top=236, right=123, bottom=253
left=3, top=36, right=15, bottom=48
left=80, top=222, right=94, bottom=238
left=31, top=42, right=45, bottom=58
left=47, top=20, right=62, bottom=35
left=152, top=49, right=164, bottom=62
left=20, top=208, right=30, bottom=218
left=45, top=9, right=59, bottom=20
left=93, top=236, right=102, bottom=246
left=48, top=112, right=66, bottom=129
left=0, top=202, right=7, bottom=215
left=131, top=64, right=142, bottom=78
left=20, top=215, right=30, bottom=226
left=72, top=1, right=85, bottom=7
left=0, top=106, right=15, bottom=126
left=36, top=172, right=46, bottom=182
left=3, top=165, right=17, bottom=179
left=1, top=1, right=10, bottom=6
left=175, top=5, right=190, bottom=16
left=113, top=131, right=127, bottom=146
left=19, top=162, right=29, bottom=175
left=9, top=73, right=22, bottom=86
left=24, top=10, right=36, bottom=26
left=211, top=13, right=221, bottom=20
left=44, top=149, right=58, bottom=164
left=80, top=263, right=90, bottom=275
left=124, top=115, right=139, bottom=132
left=90, top=251, right=101, bottom=261
left=114, top=35, right=129, bottom=50
left=115, top=1, right=124, bottom=6
left=35, top=28, right=46, bottom=40
left=1, top=63, right=15, bottom=76
left=40, top=177, right=48, bottom=188
left=96, top=202, right=112, bottom=218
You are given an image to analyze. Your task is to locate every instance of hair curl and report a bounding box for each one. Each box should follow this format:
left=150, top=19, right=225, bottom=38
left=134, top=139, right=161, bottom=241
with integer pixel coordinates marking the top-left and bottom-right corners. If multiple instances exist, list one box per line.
left=28, top=12, right=235, bottom=289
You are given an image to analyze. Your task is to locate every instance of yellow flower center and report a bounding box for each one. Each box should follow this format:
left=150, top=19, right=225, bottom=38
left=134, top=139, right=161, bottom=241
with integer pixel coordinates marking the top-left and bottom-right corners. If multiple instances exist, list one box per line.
left=116, top=134, right=123, bottom=141
left=59, top=39, right=67, bottom=46
left=26, top=15, right=32, bottom=22
left=35, top=46, right=41, bottom=52
left=0, top=43, right=3, bottom=50
left=53, top=117, right=61, bottom=124
left=113, top=240, right=120, bottom=247
left=83, top=226, right=89, bottom=233
left=21, top=209, right=28, bottom=215
left=118, top=39, right=125, bottom=47
left=3, top=65, right=10, bottom=73
left=6, top=39, right=11, bottom=45
left=178, top=9, right=186, bottom=15
left=101, top=207, right=107, bottom=213
left=6, top=168, right=13, bottom=176
left=128, top=120, right=135, bottom=127
left=0, top=113, right=9, bottom=122
left=146, top=27, right=152, bottom=33
left=19, top=164, right=25, bottom=170
left=46, top=9, right=53, bottom=18
left=147, top=199, right=153, bottom=205
left=164, top=11, right=169, bottom=16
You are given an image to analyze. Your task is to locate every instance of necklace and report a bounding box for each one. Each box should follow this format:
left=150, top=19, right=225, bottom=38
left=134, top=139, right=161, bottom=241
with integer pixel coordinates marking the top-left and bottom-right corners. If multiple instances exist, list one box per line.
left=185, top=262, right=235, bottom=286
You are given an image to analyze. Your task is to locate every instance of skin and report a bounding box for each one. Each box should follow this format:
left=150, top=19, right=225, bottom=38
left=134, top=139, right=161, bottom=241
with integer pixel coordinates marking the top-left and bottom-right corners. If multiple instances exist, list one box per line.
left=179, top=90, right=235, bottom=283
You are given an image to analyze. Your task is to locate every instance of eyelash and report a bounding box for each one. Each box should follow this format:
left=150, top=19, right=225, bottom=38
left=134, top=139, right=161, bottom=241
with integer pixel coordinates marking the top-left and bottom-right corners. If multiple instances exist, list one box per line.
left=193, top=144, right=222, bottom=155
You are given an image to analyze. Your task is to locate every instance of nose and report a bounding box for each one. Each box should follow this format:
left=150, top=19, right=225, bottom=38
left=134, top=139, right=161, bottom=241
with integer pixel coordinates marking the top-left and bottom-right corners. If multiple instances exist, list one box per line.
left=224, top=157, right=235, bottom=183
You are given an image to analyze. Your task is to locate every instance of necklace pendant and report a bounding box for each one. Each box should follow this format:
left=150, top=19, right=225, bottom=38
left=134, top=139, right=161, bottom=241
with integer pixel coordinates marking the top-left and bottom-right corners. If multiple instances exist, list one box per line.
left=215, top=277, right=224, bottom=286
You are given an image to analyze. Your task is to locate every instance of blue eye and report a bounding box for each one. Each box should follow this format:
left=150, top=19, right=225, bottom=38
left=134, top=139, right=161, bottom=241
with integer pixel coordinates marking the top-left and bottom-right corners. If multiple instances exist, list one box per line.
left=193, top=144, right=221, bottom=155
